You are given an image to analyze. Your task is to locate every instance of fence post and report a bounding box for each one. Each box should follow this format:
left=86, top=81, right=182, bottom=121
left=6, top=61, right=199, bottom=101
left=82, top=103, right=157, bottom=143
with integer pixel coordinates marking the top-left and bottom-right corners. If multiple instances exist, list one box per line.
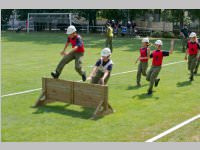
left=27, top=14, right=29, bottom=33
left=87, top=25, right=89, bottom=34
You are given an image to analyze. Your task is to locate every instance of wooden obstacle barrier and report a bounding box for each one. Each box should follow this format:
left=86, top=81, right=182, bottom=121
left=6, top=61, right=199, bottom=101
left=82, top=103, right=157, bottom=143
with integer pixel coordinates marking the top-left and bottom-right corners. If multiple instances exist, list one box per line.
left=34, top=78, right=113, bottom=118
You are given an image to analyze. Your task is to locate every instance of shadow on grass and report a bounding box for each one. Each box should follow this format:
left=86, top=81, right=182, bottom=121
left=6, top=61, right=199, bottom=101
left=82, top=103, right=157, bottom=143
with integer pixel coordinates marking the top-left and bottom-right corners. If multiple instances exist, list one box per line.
left=126, top=84, right=148, bottom=90
left=194, top=73, right=200, bottom=76
left=32, top=104, right=103, bottom=120
left=176, top=80, right=192, bottom=87
left=132, top=92, right=159, bottom=100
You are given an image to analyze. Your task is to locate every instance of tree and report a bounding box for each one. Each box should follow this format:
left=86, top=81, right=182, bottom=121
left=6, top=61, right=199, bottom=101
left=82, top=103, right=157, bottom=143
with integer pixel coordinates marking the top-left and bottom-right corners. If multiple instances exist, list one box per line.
left=75, top=9, right=98, bottom=26
left=1, top=9, right=14, bottom=25
left=170, top=10, right=185, bottom=27
left=129, top=9, right=144, bottom=21
left=188, top=9, right=200, bottom=26
left=189, top=9, right=200, bottom=20
left=101, top=9, right=124, bottom=21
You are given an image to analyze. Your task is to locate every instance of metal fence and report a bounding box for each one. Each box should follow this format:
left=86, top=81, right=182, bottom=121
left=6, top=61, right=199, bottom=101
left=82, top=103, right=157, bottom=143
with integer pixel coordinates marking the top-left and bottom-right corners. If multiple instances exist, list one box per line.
left=2, top=23, right=200, bottom=37
left=0, top=24, right=154, bottom=37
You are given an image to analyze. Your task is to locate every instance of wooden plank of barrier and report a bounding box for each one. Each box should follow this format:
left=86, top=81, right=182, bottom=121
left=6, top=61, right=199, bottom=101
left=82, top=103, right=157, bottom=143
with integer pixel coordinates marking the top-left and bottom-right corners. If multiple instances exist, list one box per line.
left=45, top=78, right=73, bottom=103
left=73, top=82, right=106, bottom=108
left=34, top=78, right=73, bottom=106
left=34, top=78, right=46, bottom=107
left=92, top=86, right=114, bottom=118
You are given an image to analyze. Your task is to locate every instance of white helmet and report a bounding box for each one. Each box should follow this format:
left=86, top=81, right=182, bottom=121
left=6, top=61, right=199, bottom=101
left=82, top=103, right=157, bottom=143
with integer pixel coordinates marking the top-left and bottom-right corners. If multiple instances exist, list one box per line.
left=101, top=48, right=111, bottom=57
left=155, top=40, right=163, bottom=46
left=66, top=25, right=76, bottom=34
left=189, top=32, right=197, bottom=38
left=142, top=38, right=149, bottom=43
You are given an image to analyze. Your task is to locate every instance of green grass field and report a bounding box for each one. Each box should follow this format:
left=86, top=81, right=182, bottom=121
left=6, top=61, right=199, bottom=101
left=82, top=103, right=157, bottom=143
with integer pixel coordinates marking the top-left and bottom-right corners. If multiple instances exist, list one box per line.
left=158, top=119, right=200, bottom=142
left=1, top=32, right=200, bottom=142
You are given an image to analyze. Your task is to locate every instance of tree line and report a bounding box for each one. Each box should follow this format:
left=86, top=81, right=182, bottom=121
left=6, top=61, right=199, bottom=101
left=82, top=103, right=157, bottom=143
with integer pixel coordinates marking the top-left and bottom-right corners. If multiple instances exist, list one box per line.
left=1, top=9, right=200, bottom=27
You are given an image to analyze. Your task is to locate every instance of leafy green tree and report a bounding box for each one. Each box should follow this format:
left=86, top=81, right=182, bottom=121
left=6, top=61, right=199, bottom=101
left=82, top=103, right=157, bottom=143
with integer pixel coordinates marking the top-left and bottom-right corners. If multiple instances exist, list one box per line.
left=1, top=9, right=14, bottom=25
left=75, top=9, right=98, bottom=26
left=101, top=9, right=124, bottom=21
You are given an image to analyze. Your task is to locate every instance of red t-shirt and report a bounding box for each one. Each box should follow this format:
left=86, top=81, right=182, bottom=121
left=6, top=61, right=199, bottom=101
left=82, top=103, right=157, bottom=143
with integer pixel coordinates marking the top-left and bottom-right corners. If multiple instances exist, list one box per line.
left=67, top=35, right=85, bottom=53
left=140, top=47, right=148, bottom=62
left=150, top=50, right=169, bottom=66
left=187, top=41, right=199, bottom=55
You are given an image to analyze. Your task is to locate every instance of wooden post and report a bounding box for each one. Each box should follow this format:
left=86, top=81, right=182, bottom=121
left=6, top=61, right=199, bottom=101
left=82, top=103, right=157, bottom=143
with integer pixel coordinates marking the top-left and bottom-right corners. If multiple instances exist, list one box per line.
left=95, top=85, right=113, bottom=117
left=34, top=78, right=47, bottom=107
left=91, top=100, right=104, bottom=119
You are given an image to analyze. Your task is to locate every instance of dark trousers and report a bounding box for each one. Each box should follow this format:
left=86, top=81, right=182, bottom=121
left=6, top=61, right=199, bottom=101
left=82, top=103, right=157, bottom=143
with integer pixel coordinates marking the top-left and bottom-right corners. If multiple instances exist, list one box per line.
left=137, top=61, right=148, bottom=84
left=146, top=66, right=161, bottom=91
left=91, top=70, right=110, bottom=85
left=188, top=55, right=197, bottom=77
left=105, top=37, right=113, bottom=52
left=56, top=51, right=85, bottom=76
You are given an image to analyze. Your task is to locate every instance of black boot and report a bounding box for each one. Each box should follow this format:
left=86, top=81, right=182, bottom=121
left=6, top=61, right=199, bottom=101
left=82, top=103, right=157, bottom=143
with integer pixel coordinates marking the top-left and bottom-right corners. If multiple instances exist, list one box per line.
left=137, top=82, right=141, bottom=87
left=155, top=78, right=160, bottom=87
left=189, top=75, right=194, bottom=81
left=147, top=90, right=153, bottom=95
left=82, top=72, right=86, bottom=82
left=51, top=71, right=60, bottom=79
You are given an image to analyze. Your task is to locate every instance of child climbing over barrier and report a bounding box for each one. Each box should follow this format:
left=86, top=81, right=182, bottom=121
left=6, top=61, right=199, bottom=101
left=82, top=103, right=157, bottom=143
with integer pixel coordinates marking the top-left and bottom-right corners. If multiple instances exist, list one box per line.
left=51, top=25, right=86, bottom=81
left=87, top=48, right=113, bottom=85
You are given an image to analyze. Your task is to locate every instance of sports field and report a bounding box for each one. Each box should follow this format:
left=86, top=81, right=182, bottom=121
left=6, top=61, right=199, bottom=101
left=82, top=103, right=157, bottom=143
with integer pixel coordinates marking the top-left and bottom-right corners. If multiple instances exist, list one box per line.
left=1, top=32, right=200, bottom=142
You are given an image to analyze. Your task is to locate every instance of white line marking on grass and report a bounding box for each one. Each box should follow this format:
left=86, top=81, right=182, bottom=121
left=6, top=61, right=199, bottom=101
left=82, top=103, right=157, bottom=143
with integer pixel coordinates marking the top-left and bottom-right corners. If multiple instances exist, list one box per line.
left=1, top=60, right=185, bottom=98
left=1, top=88, right=42, bottom=98
left=162, top=60, right=185, bottom=67
left=145, top=114, right=200, bottom=142
left=111, top=60, right=185, bottom=76
left=112, top=70, right=137, bottom=76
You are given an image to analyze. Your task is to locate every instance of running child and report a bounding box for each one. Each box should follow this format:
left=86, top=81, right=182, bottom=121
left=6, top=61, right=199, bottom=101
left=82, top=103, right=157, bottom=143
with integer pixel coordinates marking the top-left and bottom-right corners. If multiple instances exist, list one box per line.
left=146, top=40, right=174, bottom=95
left=184, top=32, right=200, bottom=80
left=136, top=38, right=151, bottom=86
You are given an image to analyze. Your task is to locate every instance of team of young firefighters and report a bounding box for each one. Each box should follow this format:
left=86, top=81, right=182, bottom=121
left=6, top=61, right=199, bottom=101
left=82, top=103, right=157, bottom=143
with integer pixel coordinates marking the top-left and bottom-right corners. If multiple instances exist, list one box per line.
left=51, top=25, right=200, bottom=95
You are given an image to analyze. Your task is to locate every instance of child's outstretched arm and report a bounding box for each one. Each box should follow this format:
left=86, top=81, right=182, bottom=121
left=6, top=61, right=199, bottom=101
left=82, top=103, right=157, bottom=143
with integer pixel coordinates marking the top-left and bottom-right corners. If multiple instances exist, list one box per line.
left=87, top=66, right=98, bottom=81
left=100, top=70, right=110, bottom=85
left=60, top=42, right=70, bottom=55
left=135, top=57, right=139, bottom=64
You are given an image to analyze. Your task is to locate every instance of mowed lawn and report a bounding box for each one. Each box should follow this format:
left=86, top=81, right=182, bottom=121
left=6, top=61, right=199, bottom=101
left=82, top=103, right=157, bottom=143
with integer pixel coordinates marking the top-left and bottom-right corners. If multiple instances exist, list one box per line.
left=1, top=32, right=200, bottom=142
left=158, top=119, right=200, bottom=142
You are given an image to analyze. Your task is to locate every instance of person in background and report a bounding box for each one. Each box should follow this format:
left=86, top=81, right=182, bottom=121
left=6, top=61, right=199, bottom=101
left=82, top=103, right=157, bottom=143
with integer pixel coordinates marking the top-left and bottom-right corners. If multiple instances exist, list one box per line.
left=180, top=24, right=189, bottom=52
left=105, top=23, right=113, bottom=53
left=136, top=38, right=151, bottom=86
